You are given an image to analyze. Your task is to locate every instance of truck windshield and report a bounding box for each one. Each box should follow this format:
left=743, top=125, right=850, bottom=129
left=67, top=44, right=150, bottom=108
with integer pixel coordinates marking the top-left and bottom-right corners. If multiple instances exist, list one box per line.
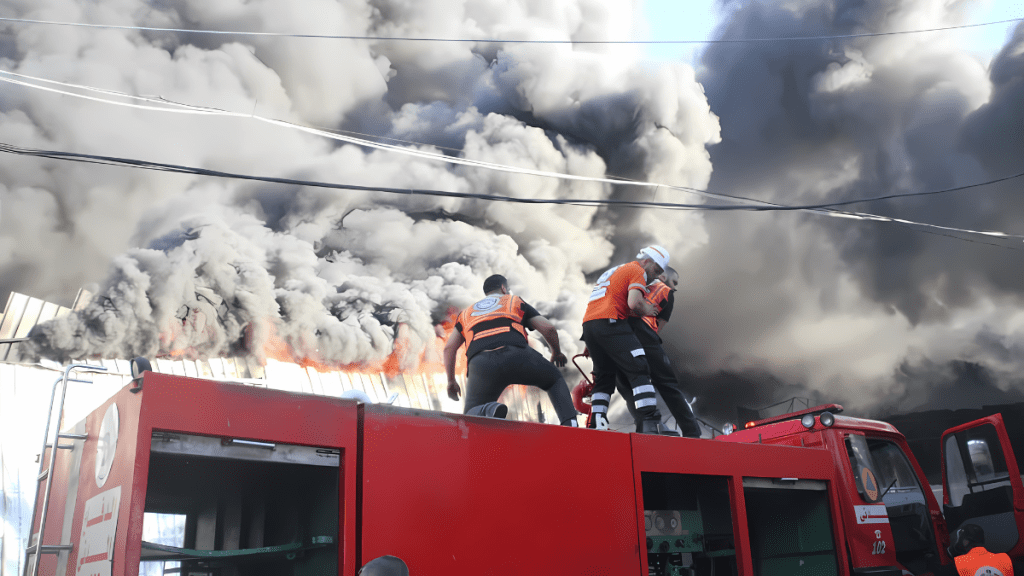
left=868, top=441, right=927, bottom=506
left=847, top=434, right=926, bottom=506
left=846, top=434, right=881, bottom=503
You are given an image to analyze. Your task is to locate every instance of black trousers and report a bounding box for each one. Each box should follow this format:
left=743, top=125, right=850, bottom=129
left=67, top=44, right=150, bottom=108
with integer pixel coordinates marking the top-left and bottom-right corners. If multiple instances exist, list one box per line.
left=463, top=345, right=578, bottom=425
left=615, top=322, right=701, bottom=437
left=581, top=319, right=661, bottom=427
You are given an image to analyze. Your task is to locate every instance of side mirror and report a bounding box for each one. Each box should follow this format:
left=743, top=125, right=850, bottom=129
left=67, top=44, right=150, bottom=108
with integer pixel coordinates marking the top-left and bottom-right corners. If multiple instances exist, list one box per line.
left=966, top=438, right=996, bottom=481
left=129, top=357, right=152, bottom=393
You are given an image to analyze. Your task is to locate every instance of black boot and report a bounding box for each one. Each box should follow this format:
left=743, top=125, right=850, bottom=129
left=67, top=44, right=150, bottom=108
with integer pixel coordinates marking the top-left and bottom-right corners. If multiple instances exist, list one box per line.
left=641, top=420, right=664, bottom=435
left=466, top=402, right=508, bottom=419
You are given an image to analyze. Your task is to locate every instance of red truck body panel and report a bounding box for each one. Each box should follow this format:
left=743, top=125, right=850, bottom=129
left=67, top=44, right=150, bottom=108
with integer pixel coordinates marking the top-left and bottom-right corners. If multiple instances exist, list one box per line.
left=31, top=375, right=856, bottom=576
left=360, top=405, right=639, bottom=574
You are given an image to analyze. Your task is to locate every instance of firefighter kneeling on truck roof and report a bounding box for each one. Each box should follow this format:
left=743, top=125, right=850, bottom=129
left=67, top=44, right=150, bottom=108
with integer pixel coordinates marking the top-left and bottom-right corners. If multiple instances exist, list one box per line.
left=950, top=524, right=1014, bottom=576
left=443, top=274, right=579, bottom=426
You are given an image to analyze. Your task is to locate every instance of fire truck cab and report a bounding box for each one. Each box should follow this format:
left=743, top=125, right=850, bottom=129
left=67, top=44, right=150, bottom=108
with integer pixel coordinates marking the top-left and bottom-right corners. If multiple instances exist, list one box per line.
left=30, top=371, right=857, bottom=576
left=718, top=404, right=1024, bottom=576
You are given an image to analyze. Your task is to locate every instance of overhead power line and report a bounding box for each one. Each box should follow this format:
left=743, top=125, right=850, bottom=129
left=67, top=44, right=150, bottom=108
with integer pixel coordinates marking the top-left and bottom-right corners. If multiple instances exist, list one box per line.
left=2, top=141, right=1022, bottom=247
left=1, top=67, right=1023, bottom=243
left=0, top=15, right=1021, bottom=44
left=1, top=67, right=1022, bottom=217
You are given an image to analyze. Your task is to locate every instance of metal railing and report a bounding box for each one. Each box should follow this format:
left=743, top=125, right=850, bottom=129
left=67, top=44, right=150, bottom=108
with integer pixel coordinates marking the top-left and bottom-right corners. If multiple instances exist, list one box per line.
left=23, top=363, right=107, bottom=576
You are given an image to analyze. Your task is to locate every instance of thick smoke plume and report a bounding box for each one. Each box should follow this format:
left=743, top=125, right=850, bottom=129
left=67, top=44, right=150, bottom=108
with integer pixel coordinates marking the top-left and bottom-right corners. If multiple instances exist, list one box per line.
left=672, top=0, right=1024, bottom=420
left=2, top=0, right=1023, bottom=423
left=2, top=0, right=717, bottom=374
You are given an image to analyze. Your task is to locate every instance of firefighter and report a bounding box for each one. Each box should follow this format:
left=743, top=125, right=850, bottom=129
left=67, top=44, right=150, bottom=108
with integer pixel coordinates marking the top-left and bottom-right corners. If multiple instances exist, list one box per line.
left=444, top=274, right=579, bottom=426
left=950, top=524, right=1013, bottom=576
left=615, top=267, right=702, bottom=437
left=581, top=245, right=668, bottom=433
left=358, top=555, right=409, bottom=576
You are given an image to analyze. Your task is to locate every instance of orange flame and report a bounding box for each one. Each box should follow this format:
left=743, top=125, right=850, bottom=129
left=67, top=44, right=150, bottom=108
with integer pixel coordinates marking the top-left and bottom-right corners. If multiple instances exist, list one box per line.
left=156, top=305, right=468, bottom=387
left=249, top=306, right=465, bottom=378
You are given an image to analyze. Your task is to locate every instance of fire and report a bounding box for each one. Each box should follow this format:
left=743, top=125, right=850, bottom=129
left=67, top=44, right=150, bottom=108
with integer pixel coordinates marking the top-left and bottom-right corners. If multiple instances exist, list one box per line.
left=244, top=306, right=465, bottom=377
left=156, top=306, right=468, bottom=409
left=152, top=304, right=557, bottom=420
left=157, top=306, right=220, bottom=361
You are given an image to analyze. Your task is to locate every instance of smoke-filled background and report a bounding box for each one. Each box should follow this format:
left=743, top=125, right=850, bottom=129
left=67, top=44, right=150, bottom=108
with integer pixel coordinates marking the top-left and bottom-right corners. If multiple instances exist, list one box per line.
left=0, top=0, right=1022, bottom=423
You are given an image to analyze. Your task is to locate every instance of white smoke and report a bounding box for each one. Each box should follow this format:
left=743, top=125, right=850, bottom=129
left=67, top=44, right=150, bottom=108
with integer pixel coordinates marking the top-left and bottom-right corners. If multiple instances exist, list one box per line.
left=7, top=0, right=1024, bottom=422
left=2, top=0, right=719, bottom=370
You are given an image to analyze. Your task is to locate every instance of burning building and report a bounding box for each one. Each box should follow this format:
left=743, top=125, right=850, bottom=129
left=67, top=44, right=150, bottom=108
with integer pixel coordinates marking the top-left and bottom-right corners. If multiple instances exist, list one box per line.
left=1, top=1, right=1024, bottom=572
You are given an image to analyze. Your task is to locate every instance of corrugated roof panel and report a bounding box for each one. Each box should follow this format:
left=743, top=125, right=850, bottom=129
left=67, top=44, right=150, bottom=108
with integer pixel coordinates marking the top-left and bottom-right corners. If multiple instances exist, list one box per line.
left=320, top=371, right=343, bottom=397
left=339, top=372, right=359, bottom=397
left=232, top=357, right=248, bottom=379
left=0, top=293, right=29, bottom=339
left=197, top=360, right=214, bottom=378
left=305, top=367, right=323, bottom=395
left=223, top=358, right=239, bottom=379
left=13, top=297, right=44, bottom=338
left=71, top=288, right=93, bottom=312
left=114, top=359, right=131, bottom=374
left=37, top=301, right=61, bottom=324
left=371, top=373, right=388, bottom=402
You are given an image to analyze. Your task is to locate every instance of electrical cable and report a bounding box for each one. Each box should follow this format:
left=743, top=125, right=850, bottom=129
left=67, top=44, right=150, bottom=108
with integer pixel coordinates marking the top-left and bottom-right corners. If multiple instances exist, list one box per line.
left=0, top=141, right=723, bottom=210
left=0, top=15, right=1021, bottom=44
left=3, top=67, right=1022, bottom=217
left=2, top=69, right=1023, bottom=242
left=2, top=141, right=1023, bottom=247
left=912, top=227, right=1024, bottom=251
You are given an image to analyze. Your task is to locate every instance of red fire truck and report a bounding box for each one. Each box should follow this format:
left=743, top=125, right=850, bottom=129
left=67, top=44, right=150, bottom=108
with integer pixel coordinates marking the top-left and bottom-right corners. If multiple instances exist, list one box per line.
left=719, top=404, right=1024, bottom=576
left=21, top=364, right=1024, bottom=576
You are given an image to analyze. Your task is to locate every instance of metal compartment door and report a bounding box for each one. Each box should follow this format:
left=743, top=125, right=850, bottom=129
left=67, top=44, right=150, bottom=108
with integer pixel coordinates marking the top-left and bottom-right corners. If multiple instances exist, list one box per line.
left=941, top=413, right=1024, bottom=554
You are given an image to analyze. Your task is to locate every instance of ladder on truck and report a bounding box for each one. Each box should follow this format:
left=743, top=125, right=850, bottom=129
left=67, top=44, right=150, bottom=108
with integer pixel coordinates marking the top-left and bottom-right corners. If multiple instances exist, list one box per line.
left=22, top=363, right=107, bottom=576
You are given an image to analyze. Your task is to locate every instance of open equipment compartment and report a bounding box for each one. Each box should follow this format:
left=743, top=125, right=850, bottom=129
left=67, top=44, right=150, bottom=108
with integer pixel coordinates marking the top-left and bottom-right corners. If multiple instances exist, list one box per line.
left=742, top=477, right=839, bottom=576
left=641, top=472, right=738, bottom=576
left=139, top=432, right=339, bottom=576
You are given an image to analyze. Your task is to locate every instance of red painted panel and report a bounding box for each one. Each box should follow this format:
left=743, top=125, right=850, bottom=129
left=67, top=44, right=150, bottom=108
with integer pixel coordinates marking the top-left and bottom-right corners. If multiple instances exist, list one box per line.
left=46, top=373, right=360, bottom=576
left=631, top=435, right=847, bottom=576
left=137, top=373, right=361, bottom=576
left=631, top=434, right=836, bottom=479
left=361, top=406, right=641, bottom=575
left=140, top=373, right=359, bottom=451
left=61, top=385, right=143, bottom=576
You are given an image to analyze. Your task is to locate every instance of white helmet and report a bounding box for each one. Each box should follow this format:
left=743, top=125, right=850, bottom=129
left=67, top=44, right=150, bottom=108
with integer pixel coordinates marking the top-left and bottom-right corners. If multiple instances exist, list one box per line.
left=636, top=245, right=670, bottom=270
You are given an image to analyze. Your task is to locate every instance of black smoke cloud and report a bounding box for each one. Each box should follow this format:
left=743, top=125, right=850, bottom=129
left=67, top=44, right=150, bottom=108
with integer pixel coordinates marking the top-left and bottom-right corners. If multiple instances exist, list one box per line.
left=657, top=0, right=1024, bottom=420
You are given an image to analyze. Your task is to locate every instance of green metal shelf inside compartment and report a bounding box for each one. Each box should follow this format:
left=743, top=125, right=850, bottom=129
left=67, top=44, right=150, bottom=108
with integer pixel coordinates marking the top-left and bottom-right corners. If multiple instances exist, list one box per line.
left=139, top=536, right=334, bottom=565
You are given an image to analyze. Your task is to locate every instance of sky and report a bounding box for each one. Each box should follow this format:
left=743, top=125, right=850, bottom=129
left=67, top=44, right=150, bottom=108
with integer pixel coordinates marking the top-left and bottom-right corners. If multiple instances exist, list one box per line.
left=1, top=0, right=1024, bottom=426
left=642, top=0, right=1024, bottom=64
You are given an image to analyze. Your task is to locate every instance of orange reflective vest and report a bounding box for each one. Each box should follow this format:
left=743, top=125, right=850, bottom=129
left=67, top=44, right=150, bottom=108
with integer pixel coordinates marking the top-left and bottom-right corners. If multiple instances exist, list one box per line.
left=956, top=546, right=1014, bottom=576
left=455, top=294, right=529, bottom=360
left=641, top=281, right=672, bottom=333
